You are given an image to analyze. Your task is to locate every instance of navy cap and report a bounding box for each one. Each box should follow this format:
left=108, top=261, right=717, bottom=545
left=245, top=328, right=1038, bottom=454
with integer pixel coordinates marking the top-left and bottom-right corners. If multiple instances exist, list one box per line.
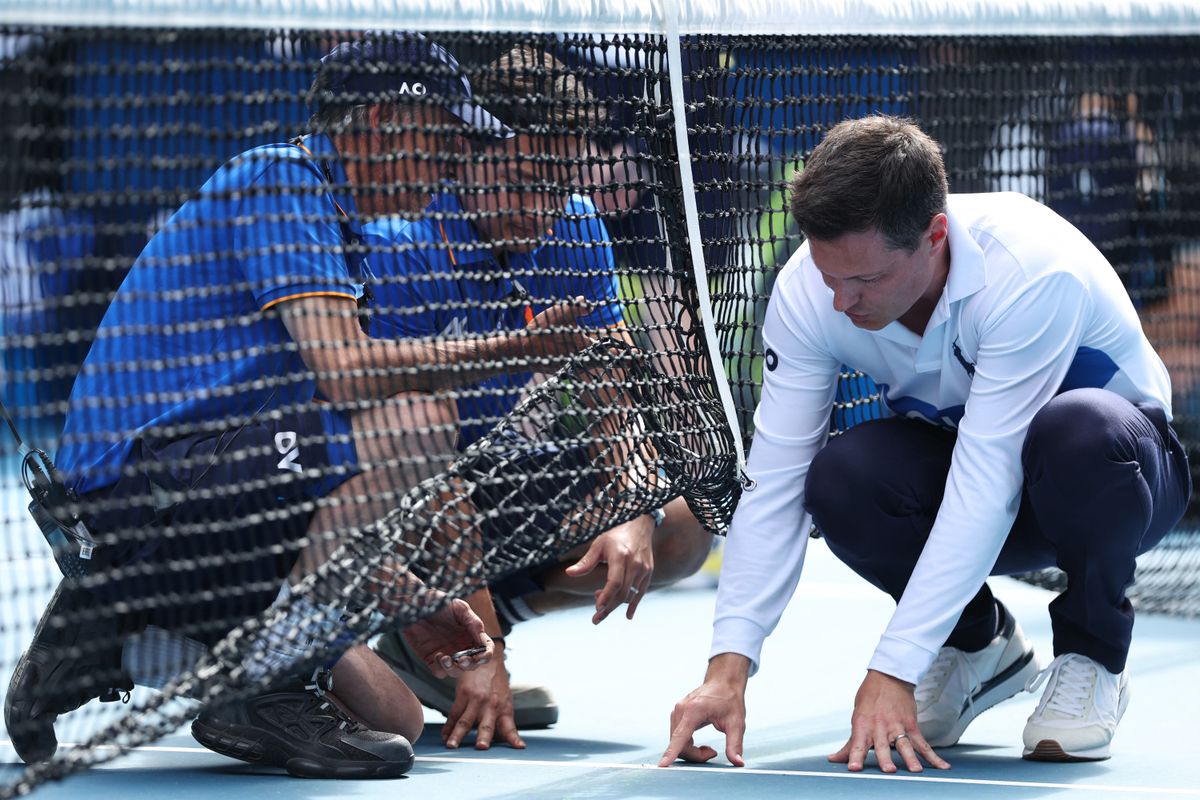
left=318, top=32, right=511, bottom=138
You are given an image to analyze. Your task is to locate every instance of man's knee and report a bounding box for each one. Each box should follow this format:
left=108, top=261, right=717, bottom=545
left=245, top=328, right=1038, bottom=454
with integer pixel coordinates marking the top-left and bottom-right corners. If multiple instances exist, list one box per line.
left=1023, top=389, right=1142, bottom=480
left=649, top=499, right=712, bottom=585
left=804, top=429, right=872, bottom=538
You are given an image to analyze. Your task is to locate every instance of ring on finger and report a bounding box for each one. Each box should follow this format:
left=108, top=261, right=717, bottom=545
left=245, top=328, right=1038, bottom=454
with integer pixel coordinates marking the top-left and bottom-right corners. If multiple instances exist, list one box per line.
left=628, top=586, right=640, bottom=595
left=891, top=732, right=910, bottom=747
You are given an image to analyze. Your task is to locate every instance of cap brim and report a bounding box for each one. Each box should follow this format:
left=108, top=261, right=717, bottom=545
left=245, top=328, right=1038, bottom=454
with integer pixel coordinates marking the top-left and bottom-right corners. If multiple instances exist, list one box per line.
left=447, top=100, right=514, bottom=139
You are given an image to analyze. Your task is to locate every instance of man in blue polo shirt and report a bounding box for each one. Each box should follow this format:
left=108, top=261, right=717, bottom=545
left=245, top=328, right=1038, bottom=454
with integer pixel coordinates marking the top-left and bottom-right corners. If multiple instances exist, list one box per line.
left=366, top=44, right=714, bottom=753
left=4, top=34, right=595, bottom=780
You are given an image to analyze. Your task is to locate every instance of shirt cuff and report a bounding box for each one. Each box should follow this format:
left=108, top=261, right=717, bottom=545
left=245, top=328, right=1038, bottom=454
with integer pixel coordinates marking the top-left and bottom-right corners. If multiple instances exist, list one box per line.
left=867, top=633, right=939, bottom=685
left=710, top=616, right=769, bottom=677
left=258, top=284, right=359, bottom=311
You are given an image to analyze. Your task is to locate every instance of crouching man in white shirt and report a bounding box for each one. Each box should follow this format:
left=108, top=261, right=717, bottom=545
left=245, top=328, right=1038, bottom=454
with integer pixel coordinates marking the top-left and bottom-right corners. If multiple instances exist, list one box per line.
left=660, top=115, right=1191, bottom=772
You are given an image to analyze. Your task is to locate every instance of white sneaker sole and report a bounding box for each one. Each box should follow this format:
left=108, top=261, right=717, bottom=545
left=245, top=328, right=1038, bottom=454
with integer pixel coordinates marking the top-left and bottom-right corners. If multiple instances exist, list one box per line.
left=926, top=650, right=1041, bottom=748
left=1022, top=676, right=1130, bottom=762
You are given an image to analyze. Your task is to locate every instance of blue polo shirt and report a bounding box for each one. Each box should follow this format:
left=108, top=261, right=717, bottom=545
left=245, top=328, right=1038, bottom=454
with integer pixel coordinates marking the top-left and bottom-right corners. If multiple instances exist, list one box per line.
left=58, top=134, right=363, bottom=494
left=364, top=191, right=623, bottom=448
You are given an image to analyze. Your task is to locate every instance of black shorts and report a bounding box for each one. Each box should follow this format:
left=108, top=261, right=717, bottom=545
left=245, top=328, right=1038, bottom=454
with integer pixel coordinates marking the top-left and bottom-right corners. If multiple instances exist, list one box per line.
left=465, top=428, right=596, bottom=602
left=80, top=407, right=358, bottom=646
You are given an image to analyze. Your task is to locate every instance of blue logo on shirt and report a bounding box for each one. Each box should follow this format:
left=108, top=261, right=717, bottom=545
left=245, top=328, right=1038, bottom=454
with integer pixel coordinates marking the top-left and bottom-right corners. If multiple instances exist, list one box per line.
left=952, top=338, right=976, bottom=377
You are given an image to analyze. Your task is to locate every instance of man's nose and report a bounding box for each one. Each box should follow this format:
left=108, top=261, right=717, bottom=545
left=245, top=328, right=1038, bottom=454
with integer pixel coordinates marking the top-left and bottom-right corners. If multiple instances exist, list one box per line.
left=832, top=284, right=858, bottom=313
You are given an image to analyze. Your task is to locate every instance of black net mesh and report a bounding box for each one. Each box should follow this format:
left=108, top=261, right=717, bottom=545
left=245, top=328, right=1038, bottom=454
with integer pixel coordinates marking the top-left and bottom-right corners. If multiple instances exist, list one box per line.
left=0, top=25, right=1197, bottom=793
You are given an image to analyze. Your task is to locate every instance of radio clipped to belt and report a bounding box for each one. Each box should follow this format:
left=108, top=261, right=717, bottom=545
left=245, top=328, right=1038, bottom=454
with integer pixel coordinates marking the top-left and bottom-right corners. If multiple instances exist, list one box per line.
left=1, top=399, right=98, bottom=580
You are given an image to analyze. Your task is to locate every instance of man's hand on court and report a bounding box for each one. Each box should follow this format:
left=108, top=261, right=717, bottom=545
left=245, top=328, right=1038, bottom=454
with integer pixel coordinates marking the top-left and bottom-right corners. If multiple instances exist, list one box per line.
left=829, top=669, right=950, bottom=773
left=659, top=653, right=750, bottom=768
left=564, top=513, right=655, bottom=623
left=401, top=597, right=494, bottom=678
left=442, top=652, right=525, bottom=751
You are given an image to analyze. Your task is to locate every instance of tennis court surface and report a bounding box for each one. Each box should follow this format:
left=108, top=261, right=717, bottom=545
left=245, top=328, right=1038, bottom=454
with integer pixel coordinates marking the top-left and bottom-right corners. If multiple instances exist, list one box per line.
left=3, top=0, right=1200, bottom=798
left=5, top=539, right=1199, bottom=799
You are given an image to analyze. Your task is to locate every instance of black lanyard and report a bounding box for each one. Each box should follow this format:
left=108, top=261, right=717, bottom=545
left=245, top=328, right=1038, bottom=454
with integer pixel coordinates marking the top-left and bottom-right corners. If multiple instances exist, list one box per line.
left=290, top=136, right=373, bottom=334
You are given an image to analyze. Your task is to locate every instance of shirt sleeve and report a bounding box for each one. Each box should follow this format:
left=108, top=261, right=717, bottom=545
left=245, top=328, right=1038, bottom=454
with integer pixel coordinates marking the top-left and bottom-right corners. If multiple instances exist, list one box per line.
left=365, top=230, right=445, bottom=340
left=869, top=270, right=1093, bottom=684
left=235, top=158, right=360, bottom=311
left=534, top=199, right=623, bottom=329
left=710, top=268, right=840, bottom=674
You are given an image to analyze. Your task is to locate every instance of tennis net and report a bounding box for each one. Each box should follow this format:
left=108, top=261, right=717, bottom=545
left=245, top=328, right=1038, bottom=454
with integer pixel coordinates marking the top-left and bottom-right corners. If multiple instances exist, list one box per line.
left=0, top=0, right=1198, bottom=791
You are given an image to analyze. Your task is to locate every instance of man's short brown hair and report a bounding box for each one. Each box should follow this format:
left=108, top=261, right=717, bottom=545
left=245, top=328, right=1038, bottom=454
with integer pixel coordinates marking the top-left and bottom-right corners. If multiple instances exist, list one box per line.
left=472, top=44, right=606, bottom=131
left=789, top=115, right=948, bottom=252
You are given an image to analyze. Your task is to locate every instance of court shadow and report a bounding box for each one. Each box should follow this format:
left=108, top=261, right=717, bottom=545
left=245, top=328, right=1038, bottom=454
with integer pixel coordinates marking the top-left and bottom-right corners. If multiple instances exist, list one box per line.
left=193, top=762, right=416, bottom=785
left=756, top=750, right=1114, bottom=796
left=937, top=745, right=1115, bottom=782
left=414, top=722, right=640, bottom=759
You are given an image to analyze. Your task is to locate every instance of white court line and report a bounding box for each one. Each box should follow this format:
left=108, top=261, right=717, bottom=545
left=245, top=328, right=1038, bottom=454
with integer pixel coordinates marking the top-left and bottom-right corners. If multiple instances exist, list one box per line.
left=416, top=756, right=1200, bottom=795
left=3, top=740, right=1198, bottom=796
left=0, top=739, right=207, bottom=755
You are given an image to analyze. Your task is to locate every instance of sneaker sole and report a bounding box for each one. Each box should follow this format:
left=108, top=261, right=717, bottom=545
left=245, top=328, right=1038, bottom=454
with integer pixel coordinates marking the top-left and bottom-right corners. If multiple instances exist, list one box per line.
left=191, top=719, right=414, bottom=779
left=4, top=582, right=94, bottom=764
left=927, top=649, right=1041, bottom=748
left=1022, top=669, right=1130, bottom=762
left=1022, top=739, right=1110, bottom=762
left=4, top=651, right=58, bottom=764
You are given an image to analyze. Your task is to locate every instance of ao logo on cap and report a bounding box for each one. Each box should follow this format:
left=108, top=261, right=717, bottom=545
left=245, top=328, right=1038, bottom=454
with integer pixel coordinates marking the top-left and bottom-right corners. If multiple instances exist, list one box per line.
left=398, top=82, right=428, bottom=96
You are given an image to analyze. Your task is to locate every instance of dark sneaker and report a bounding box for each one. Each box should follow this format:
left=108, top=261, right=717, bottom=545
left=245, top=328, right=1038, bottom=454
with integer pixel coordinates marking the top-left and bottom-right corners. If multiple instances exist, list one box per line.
left=191, top=669, right=414, bottom=779
left=4, top=581, right=133, bottom=764
left=373, top=630, right=558, bottom=729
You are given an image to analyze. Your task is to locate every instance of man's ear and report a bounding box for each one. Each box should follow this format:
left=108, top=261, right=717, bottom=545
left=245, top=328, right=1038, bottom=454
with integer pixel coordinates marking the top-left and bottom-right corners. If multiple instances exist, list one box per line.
left=367, top=103, right=389, bottom=132
left=928, top=212, right=949, bottom=250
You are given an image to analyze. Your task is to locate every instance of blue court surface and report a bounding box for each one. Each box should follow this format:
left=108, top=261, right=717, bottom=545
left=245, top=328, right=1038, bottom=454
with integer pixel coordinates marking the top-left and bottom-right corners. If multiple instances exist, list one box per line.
left=3, top=536, right=1200, bottom=799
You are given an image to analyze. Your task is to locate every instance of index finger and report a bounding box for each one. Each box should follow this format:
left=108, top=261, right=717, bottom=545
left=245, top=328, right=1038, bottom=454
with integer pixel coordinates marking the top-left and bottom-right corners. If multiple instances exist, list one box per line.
left=844, top=728, right=872, bottom=772
left=442, top=698, right=477, bottom=748
left=873, top=726, right=899, bottom=774
left=723, top=718, right=746, bottom=767
left=495, top=710, right=526, bottom=750
left=659, top=706, right=707, bottom=767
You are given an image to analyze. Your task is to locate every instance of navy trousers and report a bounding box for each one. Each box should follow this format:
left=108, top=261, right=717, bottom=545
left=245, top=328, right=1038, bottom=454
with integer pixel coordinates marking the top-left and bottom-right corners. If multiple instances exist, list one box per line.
left=804, top=388, right=1191, bottom=673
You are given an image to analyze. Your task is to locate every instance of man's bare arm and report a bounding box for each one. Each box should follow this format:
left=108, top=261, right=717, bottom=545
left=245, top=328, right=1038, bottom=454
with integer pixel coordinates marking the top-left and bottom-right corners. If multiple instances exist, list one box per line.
left=276, top=294, right=595, bottom=403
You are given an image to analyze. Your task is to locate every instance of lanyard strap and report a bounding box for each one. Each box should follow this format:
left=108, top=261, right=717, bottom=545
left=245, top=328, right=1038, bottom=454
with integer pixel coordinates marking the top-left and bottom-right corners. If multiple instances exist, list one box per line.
left=437, top=219, right=534, bottom=325
left=290, top=136, right=373, bottom=333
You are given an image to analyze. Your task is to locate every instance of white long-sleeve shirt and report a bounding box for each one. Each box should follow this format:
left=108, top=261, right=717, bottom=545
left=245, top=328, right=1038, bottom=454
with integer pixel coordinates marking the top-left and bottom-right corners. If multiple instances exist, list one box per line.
left=711, top=192, right=1172, bottom=685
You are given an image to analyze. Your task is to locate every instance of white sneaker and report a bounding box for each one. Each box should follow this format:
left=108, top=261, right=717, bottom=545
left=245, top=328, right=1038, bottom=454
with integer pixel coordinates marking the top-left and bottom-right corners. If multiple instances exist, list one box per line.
left=1022, top=653, right=1129, bottom=761
left=915, top=605, right=1040, bottom=747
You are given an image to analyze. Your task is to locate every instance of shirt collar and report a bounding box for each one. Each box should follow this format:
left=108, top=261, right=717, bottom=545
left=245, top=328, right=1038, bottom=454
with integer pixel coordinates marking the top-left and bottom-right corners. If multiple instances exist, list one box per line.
left=428, top=191, right=495, bottom=266
left=944, top=198, right=987, bottom=304
left=428, top=189, right=563, bottom=268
